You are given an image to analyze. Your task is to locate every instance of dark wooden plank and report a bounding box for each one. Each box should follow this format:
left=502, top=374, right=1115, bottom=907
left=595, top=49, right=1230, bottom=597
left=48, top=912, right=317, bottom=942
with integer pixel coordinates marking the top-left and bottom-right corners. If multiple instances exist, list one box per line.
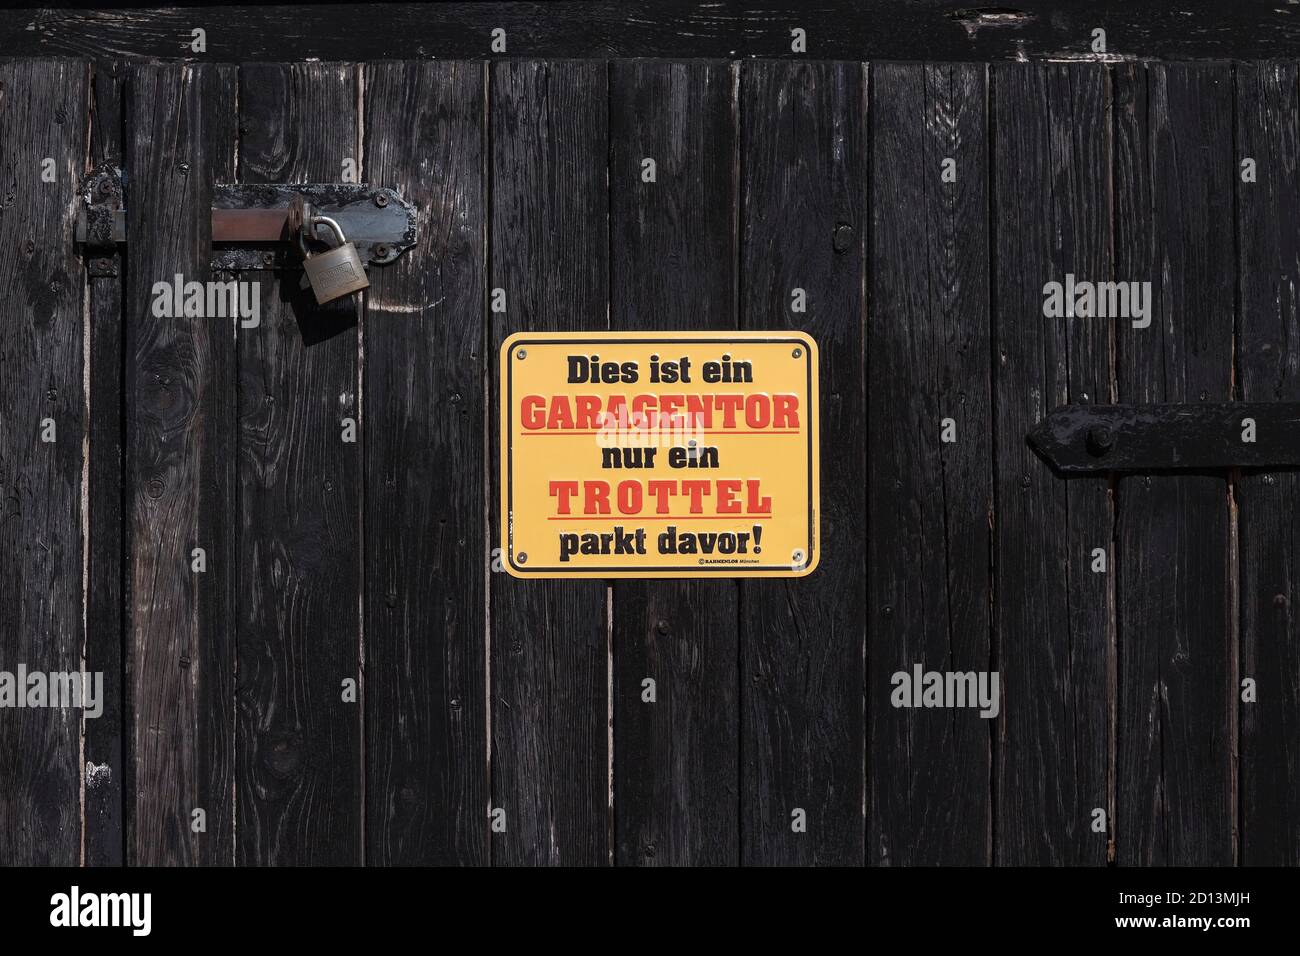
left=10, top=3, right=1300, bottom=62
left=490, top=60, right=610, bottom=865
left=1235, top=60, right=1300, bottom=866
left=0, top=58, right=88, bottom=866
left=992, top=63, right=1111, bottom=866
left=364, top=60, right=488, bottom=866
left=738, top=60, right=865, bottom=865
left=868, top=63, right=991, bottom=866
left=1113, top=62, right=1235, bottom=866
left=85, top=57, right=126, bottom=868
left=609, top=59, right=740, bottom=867
left=235, top=61, right=362, bottom=865
left=126, top=62, right=237, bottom=865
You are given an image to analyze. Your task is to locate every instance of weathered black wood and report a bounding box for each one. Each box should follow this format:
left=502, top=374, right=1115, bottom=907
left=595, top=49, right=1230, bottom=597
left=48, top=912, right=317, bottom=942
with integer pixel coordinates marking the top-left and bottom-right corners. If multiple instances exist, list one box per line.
left=490, top=61, right=610, bottom=865
left=1235, top=61, right=1300, bottom=866
left=9, top=3, right=1300, bottom=62
left=1113, top=63, right=1235, bottom=866
left=868, top=63, right=992, bottom=866
left=738, top=60, right=865, bottom=865
left=126, top=63, right=237, bottom=865
left=992, top=63, right=1111, bottom=865
left=3, top=50, right=1296, bottom=870
left=1031, top=402, right=1300, bottom=472
left=609, top=60, right=740, bottom=866
left=364, top=60, right=488, bottom=866
left=235, top=62, right=362, bottom=865
left=0, top=58, right=88, bottom=866
left=85, top=58, right=126, bottom=868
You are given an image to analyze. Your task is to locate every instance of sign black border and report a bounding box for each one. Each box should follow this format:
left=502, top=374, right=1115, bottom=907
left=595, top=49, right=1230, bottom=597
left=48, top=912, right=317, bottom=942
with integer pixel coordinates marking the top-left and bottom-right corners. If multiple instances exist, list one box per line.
left=504, top=334, right=816, bottom=575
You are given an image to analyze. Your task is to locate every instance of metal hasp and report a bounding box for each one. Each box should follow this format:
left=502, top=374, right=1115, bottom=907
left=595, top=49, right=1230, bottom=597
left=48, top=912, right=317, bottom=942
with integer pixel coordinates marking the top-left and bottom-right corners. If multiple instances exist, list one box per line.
left=75, top=168, right=418, bottom=271
left=1029, top=402, right=1300, bottom=473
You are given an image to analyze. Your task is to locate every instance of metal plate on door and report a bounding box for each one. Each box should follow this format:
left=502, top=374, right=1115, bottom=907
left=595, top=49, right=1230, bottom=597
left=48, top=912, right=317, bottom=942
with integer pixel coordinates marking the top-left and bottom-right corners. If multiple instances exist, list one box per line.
left=499, top=331, right=820, bottom=578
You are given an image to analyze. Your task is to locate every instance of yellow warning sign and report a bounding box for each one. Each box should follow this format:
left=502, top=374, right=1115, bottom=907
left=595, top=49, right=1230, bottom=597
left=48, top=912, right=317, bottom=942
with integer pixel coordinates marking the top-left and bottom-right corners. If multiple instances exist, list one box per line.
left=499, top=331, right=820, bottom=578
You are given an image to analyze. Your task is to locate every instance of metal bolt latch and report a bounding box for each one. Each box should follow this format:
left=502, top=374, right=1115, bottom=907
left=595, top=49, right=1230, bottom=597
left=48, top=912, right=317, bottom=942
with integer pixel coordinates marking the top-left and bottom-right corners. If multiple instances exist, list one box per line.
left=74, top=174, right=417, bottom=273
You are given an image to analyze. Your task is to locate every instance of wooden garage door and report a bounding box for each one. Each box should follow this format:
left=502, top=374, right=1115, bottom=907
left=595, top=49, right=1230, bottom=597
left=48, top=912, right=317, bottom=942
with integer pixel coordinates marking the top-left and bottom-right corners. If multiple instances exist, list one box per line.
left=0, top=58, right=1295, bottom=866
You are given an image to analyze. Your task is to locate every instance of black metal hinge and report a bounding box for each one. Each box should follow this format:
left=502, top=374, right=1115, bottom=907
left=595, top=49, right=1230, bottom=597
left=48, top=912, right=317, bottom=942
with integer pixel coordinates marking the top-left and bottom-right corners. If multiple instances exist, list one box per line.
left=1030, top=402, right=1300, bottom=473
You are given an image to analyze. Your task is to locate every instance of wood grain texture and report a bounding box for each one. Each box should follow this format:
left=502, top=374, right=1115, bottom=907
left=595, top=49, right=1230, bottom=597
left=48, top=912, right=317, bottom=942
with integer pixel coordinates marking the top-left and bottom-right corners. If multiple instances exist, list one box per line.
left=126, top=63, right=237, bottom=865
left=489, top=60, right=610, bottom=865
left=364, top=60, right=488, bottom=866
left=991, top=63, right=1112, bottom=866
left=0, top=58, right=88, bottom=866
left=738, top=60, right=866, bottom=865
left=1235, top=60, right=1300, bottom=866
left=868, top=63, right=992, bottom=866
left=85, top=57, right=126, bottom=867
left=4, top=51, right=1299, bottom=870
left=235, top=62, right=362, bottom=865
left=609, top=60, right=740, bottom=867
left=10, top=3, right=1300, bottom=62
left=1113, top=63, right=1235, bottom=866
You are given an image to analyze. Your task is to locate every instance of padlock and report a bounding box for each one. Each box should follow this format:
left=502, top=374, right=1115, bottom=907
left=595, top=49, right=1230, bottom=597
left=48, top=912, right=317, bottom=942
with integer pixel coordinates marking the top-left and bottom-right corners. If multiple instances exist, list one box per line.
left=298, top=214, right=369, bottom=305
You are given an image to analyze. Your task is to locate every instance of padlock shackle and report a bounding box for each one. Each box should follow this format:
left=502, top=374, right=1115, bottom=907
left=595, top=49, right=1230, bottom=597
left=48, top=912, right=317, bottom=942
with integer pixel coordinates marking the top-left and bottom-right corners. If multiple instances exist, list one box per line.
left=310, top=215, right=347, bottom=246
left=296, top=214, right=348, bottom=257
